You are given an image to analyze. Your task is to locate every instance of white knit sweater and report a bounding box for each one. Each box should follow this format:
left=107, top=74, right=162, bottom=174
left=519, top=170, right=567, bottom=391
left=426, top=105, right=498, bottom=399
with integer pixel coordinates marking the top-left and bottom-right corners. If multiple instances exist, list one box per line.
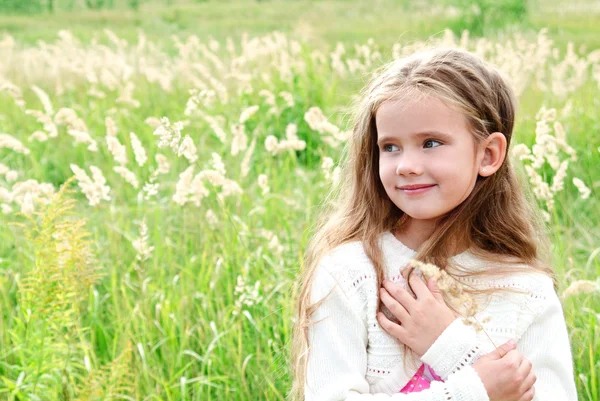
left=305, top=231, right=578, bottom=401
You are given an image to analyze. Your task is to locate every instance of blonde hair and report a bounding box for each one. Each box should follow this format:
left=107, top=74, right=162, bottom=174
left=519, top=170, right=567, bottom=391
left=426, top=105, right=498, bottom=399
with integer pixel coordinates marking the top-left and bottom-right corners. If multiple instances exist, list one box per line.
left=288, top=47, right=555, bottom=401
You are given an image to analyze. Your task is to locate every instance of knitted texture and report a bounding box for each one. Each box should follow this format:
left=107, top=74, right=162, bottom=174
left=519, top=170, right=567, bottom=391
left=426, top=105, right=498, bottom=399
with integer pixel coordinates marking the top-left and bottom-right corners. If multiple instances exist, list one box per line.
left=304, top=231, right=578, bottom=400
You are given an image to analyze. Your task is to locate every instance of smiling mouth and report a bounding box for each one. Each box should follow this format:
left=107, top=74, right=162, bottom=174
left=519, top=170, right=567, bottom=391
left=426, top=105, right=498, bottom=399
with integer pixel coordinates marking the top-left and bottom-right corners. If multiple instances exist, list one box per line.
left=398, top=184, right=436, bottom=190
left=397, top=184, right=436, bottom=194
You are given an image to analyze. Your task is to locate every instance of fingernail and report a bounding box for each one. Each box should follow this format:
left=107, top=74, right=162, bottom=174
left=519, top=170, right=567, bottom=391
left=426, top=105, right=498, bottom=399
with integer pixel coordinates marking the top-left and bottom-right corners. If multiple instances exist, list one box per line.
left=508, top=339, right=517, bottom=346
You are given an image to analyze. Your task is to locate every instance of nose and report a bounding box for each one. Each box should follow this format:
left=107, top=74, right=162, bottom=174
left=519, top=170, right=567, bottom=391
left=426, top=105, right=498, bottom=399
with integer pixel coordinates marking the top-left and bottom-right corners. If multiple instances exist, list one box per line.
left=395, top=150, right=424, bottom=176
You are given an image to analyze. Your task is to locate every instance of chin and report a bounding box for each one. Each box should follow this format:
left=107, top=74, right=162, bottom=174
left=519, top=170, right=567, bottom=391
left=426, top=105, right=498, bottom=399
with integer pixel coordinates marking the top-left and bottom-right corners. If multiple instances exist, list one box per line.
left=397, top=207, right=444, bottom=221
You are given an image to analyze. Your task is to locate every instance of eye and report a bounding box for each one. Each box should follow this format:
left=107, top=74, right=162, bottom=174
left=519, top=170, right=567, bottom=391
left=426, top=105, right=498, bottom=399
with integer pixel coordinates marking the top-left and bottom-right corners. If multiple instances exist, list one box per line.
left=423, top=139, right=442, bottom=149
left=382, top=144, right=398, bottom=152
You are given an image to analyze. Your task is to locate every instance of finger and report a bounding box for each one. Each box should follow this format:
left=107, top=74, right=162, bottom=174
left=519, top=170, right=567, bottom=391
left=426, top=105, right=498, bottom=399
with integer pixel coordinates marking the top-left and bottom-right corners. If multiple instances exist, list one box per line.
left=502, top=349, right=524, bottom=369
left=516, top=357, right=532, bottom=375
left=377, top=311, right=406, bottom=340
left=380, top=287, right=410, bottom=322
left=427, top=278, right=445, bottom=303
left=488, top=339, right=517, bottom=360
left=408, top=272, right=431, bottom=301
left=519, top=370, right=536, bottom=394
left=518, top=386, right=535, bottom=401
left=382, top=280, right=417, bottom=315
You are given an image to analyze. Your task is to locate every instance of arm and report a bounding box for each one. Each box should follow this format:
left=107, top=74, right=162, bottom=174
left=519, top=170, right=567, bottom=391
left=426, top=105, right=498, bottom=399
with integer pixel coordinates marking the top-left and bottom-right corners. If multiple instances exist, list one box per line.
left=519, top=284, right=578, bottom=401
left=305, top=262, right=490, bottom=401
left=419, top=317, right=486, bottom=380
left=420, top=276, right=578, bottom=401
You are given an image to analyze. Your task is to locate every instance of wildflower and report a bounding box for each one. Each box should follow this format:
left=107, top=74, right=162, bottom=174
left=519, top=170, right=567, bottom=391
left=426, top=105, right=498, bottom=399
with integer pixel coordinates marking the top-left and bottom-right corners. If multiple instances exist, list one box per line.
left=265, top=135, right=278, bottom=153
left=145, top=117, right=162, bottom=129
left=55, top=107, right=88, bottom=132
left=0, top=81, right=25, bottom=109
left=264, top=125, right=306, bottom=155
left=68, top=129, right=98, bottom=152
left=116, top=82, right=141, bottom=108
left=31, top=85, right=54, bottom=116
left=304, top=107, right=327, bottom=131
left=332, top=166, right=341, bottom=186
left=153, top=117, right=183, bottom=151
left=561, top=280, right=598, bottom=299
left=25, top=109, right=58, bottom=138
left=258, top=174, right=270, bottom=195
left=259, top=90, right=278, bottom=115
left=188, top=174, right=210, bottom=206
left=511, top=143, right=530, bottom=160
left=28, top=130, right=48, bottom=142
left=257, top=229, right=284, bottom=255
left=70, top=164, right=111, bottom=206
left=196, top=170, right=226, bottom=187
left=231, top=123, right=248, bottom=156
left=130, top=132, right=148, bottom=166
left=5, top=170, right=18, bottom=182
left=206, top=209, right=218, bottom=229
left=322, top=157, right=335, bottom=181
left=220, top=179, right=243, bottom=198
left=240, top=137, right=256, bottom=178
left=185, top=89, right=217, bottom=116
left=202, top=113, right=227, bottom=144
left=131, top=217, right=154, bottom=262
left=0, top=134, right=30, bottom=155
left=106, top=135, right=127, bottom=166
left=233, top=275, right=264, bottom=316
left=279, top=91, right=295, bottom=108
left=155, top=154, right=171, bottom=175
left=550, top=160, right=569, bottom=193
left=177, top=135, right=198, bottom=163
left=113, top=166, right=139, bottom=189
left=88, top=86, right=106, bottom=98
left=239, top=105, right=259, bottom=123
left=572, top=178, right=591, bottom=199
left=142, top=181, right=159, bottom=200
left=211, top=153, right=226, bottom=176
left=10, top=179, right=55, bottom=214
left=172, top=166, right=195, bottom=206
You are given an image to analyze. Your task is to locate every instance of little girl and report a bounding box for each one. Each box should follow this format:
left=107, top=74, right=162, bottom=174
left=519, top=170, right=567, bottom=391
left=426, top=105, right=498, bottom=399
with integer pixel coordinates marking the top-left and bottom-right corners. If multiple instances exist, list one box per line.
left=290, top=47, right=578, bottom=401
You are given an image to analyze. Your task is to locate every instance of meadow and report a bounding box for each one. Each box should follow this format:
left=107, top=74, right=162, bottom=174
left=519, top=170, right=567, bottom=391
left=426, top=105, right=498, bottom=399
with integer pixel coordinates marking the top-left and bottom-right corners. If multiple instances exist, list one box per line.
left=0, top=0, right=598, bottom=400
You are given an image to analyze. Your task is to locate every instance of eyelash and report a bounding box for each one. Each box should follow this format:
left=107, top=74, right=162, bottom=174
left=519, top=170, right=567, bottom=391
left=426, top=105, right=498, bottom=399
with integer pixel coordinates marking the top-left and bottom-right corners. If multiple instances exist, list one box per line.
left=382, top=139, right=443, bottom=152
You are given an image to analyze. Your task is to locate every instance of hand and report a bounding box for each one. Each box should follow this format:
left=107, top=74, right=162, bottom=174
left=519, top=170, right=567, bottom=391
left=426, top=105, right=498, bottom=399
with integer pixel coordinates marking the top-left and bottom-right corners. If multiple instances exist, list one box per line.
left=376, top=271, right=457, bottom=357
left=473, top=339, right=536, bottom=401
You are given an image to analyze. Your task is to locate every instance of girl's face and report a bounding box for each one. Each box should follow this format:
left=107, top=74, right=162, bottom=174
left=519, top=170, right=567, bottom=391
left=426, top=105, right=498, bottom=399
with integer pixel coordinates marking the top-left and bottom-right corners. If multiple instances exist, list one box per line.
left=376, top=95, right=484, bottom=223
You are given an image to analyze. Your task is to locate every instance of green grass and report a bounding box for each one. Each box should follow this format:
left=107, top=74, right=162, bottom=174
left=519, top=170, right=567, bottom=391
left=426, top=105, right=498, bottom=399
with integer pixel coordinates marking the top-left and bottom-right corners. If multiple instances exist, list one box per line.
left=0, top=0, right=598, bottom=400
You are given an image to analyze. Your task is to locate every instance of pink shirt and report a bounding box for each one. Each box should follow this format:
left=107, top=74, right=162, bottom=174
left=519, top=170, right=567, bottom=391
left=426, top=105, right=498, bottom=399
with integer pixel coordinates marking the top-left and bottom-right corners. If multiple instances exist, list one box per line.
left=399, top=363, right=443, bottom=393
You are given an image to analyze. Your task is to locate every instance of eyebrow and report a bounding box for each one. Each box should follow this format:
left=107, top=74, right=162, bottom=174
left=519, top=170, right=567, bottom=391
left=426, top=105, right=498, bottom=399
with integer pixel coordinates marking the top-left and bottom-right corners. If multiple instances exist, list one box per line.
left=376, top=130, right=453, bottom=145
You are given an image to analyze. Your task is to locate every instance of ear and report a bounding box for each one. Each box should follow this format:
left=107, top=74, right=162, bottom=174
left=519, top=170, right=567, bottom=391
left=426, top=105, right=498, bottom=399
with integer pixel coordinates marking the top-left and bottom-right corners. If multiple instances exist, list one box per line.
left=478, top=132, right=507, bottom=177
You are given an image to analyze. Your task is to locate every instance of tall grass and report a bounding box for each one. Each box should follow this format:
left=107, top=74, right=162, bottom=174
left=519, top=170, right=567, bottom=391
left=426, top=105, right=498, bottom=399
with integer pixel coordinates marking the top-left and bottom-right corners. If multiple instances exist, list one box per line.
left=0, top=18, right=597, bottom=401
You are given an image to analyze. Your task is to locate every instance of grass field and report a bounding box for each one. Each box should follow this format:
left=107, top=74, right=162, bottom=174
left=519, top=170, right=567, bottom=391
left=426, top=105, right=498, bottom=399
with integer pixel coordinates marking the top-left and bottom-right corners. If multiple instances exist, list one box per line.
left=0, top=0, right=598, bottom=400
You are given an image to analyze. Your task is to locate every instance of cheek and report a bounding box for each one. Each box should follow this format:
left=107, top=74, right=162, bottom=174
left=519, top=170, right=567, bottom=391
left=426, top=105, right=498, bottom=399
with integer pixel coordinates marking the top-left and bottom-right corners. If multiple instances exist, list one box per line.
left=379, top=159, right=392, bottom=182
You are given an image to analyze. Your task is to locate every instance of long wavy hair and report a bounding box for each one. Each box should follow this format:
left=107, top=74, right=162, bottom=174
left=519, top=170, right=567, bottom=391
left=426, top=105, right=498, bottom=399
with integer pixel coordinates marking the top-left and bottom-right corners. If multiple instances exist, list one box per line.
left=288, top=47, right=554, bottom=401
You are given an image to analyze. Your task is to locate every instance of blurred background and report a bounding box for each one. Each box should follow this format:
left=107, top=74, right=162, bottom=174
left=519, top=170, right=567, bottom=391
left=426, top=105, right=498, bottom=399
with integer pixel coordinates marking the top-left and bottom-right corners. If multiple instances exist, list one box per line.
left=0, top=1, right=598, bottom=401
left=1, top=0, right=598, bottom=49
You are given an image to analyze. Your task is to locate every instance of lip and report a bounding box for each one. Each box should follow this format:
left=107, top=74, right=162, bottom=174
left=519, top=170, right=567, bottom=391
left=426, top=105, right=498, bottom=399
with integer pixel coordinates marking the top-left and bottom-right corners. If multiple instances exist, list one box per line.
left=397, top=184, right=436, bottom=195
left=398, top=184, right=436, bottom=190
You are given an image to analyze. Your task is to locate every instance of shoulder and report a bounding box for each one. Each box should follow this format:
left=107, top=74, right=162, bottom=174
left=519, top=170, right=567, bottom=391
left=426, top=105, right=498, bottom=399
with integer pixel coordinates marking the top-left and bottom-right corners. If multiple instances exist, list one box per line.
left=316, top=239, right=376, bottom=278
left=310, top=240, right=377, bottom=306
left=481, top=268, right=558, bottom=341
left=454, top=252, right=555, bottom=297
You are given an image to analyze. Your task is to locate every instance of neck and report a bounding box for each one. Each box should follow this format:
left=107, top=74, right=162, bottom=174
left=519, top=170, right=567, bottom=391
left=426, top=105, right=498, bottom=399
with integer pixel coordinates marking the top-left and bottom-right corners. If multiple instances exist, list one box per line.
left=394, top=217, right=438, bottom=251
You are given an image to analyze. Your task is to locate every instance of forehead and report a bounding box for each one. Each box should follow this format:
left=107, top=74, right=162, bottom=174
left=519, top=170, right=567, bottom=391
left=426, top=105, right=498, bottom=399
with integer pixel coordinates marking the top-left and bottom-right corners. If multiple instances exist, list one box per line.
left=375, top=95, right=471, bottom=138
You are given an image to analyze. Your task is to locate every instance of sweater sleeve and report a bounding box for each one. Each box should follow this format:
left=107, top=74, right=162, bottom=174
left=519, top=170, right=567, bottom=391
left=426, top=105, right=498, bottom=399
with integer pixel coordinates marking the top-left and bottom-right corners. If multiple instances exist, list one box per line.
left=519, top=283, right=578, bottom=401
left=305, top=261, right=490, bottom=401
left=420, top=276, right=578, bottom=401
